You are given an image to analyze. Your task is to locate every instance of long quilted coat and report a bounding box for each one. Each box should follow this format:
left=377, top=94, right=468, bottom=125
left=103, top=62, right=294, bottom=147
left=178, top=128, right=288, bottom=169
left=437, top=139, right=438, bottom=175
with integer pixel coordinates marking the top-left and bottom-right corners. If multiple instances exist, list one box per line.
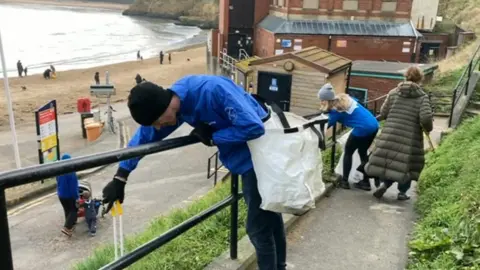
left=365, top=82, right=433, bottom=184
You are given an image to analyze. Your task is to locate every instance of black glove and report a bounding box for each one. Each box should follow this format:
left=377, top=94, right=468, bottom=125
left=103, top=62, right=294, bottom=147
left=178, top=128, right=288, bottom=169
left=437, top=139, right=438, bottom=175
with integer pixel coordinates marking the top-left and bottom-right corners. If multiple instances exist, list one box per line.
left=102, top=167, right=129, bottom=213
left=190, top=123, right=215, bottom=146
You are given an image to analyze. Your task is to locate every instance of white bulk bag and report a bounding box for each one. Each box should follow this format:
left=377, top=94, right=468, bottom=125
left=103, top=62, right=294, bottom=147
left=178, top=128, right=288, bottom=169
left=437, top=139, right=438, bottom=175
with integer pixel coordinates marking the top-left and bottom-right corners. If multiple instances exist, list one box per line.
left=247, top=105, right=327, bottom=215
left=334, top=130, right=365, bottom=183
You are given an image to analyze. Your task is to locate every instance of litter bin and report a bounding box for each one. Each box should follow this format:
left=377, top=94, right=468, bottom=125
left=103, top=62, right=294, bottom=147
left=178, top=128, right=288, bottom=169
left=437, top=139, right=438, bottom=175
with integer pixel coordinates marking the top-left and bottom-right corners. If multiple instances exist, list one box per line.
left=80, top=112, right=94, bottom=139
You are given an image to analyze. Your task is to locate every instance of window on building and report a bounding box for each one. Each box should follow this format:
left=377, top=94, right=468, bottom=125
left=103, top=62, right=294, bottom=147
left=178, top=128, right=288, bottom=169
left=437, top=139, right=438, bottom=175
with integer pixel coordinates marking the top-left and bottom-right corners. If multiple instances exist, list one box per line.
left=343, top=0, right=358, bottom=11
left=303, top=0, right=319, bottom=9
left=381, top=0, right=397, bottom=12
left=348, top=87, right=368, bottom=106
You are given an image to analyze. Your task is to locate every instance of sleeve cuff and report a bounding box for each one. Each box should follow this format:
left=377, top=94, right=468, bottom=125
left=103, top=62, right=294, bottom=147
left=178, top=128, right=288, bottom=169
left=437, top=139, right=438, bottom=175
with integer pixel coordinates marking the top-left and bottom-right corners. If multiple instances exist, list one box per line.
left=115, top=167, right=131, bottom=180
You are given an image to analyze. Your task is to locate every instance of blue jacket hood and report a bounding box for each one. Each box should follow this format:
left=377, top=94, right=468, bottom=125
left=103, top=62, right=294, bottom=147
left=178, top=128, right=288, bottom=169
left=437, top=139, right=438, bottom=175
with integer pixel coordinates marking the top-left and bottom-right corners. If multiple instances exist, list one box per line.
left=61, top=153, right=71, bottom=160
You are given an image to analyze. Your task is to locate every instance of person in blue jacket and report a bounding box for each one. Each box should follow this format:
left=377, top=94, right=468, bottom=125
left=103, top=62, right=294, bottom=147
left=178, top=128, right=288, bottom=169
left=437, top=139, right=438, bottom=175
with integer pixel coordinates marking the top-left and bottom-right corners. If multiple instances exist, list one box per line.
left=56, top=153, right=79, bottom=237
left=102, top=75, right=287, bottom=270
left=318, top=83, right=379, bottom=190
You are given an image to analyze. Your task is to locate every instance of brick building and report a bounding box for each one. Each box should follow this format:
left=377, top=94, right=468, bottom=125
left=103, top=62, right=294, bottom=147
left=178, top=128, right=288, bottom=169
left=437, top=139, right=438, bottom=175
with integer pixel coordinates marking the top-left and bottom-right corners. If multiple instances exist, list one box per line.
left=215, top=0, right=423, bottom=63
left=349, top=60, right=438, bottom=104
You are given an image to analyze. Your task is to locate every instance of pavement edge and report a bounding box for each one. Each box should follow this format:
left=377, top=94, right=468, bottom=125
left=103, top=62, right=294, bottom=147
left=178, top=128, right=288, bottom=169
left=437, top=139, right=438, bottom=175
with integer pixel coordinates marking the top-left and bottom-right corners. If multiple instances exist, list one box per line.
left=6, top=120, right=128, bottom=210
left=204, top=182, right=336, bottom=270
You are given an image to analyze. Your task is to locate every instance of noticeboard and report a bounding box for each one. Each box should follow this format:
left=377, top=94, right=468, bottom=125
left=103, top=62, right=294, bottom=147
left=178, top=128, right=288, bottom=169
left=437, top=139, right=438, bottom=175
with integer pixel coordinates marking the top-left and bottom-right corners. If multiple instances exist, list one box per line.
left=35, top=100, right=60, bottom=164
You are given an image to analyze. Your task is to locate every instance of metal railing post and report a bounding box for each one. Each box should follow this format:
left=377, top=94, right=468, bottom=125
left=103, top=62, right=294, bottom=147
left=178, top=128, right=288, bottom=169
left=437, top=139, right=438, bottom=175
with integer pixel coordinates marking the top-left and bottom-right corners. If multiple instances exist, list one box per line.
left=448, top=88, right=457, bottom=128
left=0, top=188, right=14, bottom=270
left=330, top=125, right=337, bottom=174
left=230, top=174, right=239, bottom=259
left=465, top=62, right=472, bottom=96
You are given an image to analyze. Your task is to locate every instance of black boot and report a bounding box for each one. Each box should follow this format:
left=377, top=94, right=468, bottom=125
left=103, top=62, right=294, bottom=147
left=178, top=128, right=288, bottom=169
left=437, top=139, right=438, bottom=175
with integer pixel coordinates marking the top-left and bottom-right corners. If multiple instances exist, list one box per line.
left=354, top=179, right=372, bottom=191
left=373, top=183, right=388, bottom=199
left=397, top=193, right=411, bottom=201
left=338, top=180, right=350, bottom=190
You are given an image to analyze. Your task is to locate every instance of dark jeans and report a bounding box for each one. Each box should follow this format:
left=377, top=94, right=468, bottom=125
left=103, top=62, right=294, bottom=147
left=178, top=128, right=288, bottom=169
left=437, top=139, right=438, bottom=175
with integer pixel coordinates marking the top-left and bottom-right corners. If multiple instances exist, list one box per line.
left=86, top=218, right=97, bottom=234
left=242, top=169, right=287, bottom=270
left=383, top=180, right=412, bottom=193
left=59, top=198, right=77, bottom=230
left=343, top=130, right=378, bottom=182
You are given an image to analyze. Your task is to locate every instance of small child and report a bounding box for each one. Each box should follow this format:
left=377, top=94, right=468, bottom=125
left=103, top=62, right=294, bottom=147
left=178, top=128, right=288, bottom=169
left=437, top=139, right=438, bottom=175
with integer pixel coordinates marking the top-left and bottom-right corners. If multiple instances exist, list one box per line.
left=81, top=191, right=97, bottom=236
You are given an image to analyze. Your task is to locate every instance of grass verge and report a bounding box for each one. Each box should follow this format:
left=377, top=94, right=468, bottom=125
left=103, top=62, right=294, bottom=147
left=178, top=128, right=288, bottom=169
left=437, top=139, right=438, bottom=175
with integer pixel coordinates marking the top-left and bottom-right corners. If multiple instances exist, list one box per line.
left=407, top=116, right=480, bottom=269
left=74, top=179, right=248, bottom=270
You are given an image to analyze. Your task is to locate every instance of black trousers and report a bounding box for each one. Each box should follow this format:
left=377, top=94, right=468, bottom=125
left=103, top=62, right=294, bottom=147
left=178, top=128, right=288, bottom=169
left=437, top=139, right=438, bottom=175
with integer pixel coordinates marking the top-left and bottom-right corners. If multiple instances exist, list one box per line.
left=343, top=130, right=378, bottom=182
left=59, top=198, right=77, bottom=230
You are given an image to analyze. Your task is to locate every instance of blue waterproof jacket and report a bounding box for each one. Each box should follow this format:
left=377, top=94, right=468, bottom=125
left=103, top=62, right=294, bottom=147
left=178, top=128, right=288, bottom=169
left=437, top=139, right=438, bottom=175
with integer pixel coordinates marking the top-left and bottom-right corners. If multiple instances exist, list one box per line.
left=328, top=97, right=379, bottom=137
left=119, top=75, right=267, bottom=175
left=56, top=154, right=79, bottom=199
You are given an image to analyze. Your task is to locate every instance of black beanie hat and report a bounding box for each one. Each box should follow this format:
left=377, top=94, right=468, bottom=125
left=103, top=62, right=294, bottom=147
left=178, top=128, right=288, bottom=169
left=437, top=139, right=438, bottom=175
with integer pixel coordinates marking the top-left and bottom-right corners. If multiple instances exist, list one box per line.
left=128, top=82, right=173, bottom=126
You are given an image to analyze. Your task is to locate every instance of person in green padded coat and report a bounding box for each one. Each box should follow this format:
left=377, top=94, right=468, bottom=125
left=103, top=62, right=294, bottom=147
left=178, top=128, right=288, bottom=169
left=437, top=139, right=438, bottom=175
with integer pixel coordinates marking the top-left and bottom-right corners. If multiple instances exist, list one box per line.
left=365, top=66, right=434, bottom=201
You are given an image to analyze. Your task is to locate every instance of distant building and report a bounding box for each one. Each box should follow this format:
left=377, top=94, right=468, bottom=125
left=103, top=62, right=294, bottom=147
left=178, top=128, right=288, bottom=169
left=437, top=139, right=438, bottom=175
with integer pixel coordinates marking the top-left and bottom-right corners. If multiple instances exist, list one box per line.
left=411, top=0, right=440, bottom=32
left=215, top=0, right=422, bottom=64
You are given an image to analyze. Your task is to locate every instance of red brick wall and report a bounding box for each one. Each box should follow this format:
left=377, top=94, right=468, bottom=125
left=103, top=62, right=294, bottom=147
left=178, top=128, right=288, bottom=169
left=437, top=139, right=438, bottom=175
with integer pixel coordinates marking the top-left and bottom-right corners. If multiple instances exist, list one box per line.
left=289, top=0, right=302, bottom=8
left=331, top=36, right=416, bottom=62
left=350, top=76, right=402, bottom=102
left=272, top=0, right=411, bottom=20
left=274, top=34, right=330, bottom=52
left=254, top=27, right=275, bottom=57
left=255, top=0, right=271, bottom=25
left=396, top=0, right=412, bottom=13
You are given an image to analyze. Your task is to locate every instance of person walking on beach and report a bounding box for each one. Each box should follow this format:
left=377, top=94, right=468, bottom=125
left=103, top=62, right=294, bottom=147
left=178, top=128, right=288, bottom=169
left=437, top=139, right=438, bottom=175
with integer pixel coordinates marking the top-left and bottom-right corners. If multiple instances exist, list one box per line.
left=168, top=53, right=171, bottom=64
left=160, top=51, right=164, bottom=65
left=16, top=60, right=23, bottom=77
left=137, top=50, right=141, bottom=60
left=56, top=153, right=79, bottom=237
left=43, top=68, right=52, bottom=79
left=23, top=67, right=28, bottom=77
left=94, top=72, right=100, bottom=85
left=102, top=76, right=288, bottom=270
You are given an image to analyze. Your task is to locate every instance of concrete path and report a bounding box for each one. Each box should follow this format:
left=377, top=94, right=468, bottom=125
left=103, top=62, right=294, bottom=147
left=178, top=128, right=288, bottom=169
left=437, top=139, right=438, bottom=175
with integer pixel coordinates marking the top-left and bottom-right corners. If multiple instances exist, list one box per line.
left=6, top=111, right=222, bottom=270
left=286, top=184, right=416, bottom=270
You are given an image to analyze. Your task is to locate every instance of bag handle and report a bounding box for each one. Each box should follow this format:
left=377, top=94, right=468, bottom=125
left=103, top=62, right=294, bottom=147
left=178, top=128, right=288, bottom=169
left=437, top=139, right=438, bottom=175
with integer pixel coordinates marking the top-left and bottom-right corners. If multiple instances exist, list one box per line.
left=251, top=94, right=290, bottom=128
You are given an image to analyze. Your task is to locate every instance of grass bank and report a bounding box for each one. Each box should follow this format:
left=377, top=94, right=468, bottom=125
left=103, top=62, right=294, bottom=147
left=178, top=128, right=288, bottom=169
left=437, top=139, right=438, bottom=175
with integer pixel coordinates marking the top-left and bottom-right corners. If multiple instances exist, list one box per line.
left=74, top=179, right=248, bottom=270
left=408, top=116, right=480, bottom=269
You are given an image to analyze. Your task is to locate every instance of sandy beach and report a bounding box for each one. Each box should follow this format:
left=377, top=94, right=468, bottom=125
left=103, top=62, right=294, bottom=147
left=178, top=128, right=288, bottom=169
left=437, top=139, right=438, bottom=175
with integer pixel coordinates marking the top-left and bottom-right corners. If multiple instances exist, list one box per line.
left=0, top=0, right=129, bottom=10
left=0, top=44, right=207, bottom=131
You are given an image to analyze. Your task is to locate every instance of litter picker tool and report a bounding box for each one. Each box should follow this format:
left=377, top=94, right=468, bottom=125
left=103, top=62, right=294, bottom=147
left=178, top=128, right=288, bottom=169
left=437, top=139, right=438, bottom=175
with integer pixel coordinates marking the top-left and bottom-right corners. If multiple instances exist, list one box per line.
left=110, top=200, right=124, bottom=259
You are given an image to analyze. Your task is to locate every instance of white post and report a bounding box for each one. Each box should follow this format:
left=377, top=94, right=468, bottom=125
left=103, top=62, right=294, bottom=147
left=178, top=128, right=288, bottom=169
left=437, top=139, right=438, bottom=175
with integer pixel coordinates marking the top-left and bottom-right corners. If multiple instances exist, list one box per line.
left=0, top=29, right=21, bottom=168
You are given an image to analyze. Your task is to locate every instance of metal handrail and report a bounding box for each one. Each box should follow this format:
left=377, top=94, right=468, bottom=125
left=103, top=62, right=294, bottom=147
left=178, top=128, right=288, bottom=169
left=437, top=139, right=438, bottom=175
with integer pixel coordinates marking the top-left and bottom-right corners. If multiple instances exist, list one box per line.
left=448, top=42, right=480, bottom=127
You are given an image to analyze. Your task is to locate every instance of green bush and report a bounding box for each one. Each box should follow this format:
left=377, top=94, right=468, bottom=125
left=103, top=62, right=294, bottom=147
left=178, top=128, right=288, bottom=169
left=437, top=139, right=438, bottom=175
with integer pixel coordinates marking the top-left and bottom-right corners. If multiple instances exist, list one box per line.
left=408, top=116, right=480, bottom=269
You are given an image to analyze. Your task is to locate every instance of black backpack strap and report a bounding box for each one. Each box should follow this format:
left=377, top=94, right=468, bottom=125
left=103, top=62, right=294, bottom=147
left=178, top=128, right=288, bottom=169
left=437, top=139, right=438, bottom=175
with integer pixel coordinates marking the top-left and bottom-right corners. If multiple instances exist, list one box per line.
left=251, top=94, right=290, bottom=128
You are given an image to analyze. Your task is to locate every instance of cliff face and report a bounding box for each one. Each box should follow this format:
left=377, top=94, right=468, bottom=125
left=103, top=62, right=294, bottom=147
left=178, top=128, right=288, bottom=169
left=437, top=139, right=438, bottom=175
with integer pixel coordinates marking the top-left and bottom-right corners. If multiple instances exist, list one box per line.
left=123, top=0, right=219, bottom=29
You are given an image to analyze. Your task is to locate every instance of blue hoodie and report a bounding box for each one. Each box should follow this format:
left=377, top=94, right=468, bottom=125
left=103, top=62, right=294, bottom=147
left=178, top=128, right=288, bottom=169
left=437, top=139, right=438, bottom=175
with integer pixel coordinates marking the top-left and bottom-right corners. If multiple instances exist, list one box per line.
left=119, top=75, right=267, bottom=175
left=328, top=96, right=379, bottom=137
left=56, top=154, right=79, bottom=200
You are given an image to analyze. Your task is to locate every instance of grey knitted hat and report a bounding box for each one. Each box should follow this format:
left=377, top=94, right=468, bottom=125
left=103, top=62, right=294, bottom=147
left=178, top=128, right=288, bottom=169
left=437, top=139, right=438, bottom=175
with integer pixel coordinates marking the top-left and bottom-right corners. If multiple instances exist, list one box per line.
left=317, top=83, right=336, bottom=101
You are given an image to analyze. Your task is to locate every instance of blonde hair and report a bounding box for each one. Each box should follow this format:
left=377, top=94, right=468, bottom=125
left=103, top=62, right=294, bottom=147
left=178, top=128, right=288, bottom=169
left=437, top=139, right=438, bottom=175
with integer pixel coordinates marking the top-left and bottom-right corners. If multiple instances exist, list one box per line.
left=405, top=66, right=424, bottom=83
left=320, top=93, right=351, bottom=112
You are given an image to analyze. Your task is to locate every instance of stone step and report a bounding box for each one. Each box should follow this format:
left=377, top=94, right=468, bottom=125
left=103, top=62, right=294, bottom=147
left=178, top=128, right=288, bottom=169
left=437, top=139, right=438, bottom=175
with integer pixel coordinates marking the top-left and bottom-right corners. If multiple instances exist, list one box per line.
left=469, top=101, right=480, bottom=110
left=465, top=108, right=480, bottom=116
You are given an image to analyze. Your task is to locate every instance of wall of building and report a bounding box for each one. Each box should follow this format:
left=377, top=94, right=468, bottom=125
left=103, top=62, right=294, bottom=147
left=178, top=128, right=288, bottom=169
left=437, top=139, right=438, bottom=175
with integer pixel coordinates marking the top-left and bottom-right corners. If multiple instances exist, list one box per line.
left=350, top=71, right=436, bottom=103
left=269, top=0, right=412, bottom=22
left=411, top=0, right=439, bottom=31
left=254, top=0, right=271, bottom=24
left=350, top=75, right=401, bottom=102
left=265, top=34, right=417, bottom=62
left=328, top=69, right=349, bottom=94
left=272, top=35, right=330, bottom=54
left=254, top=27, right=275, bottom=57
left=330, top=36, right=416, bottom=62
